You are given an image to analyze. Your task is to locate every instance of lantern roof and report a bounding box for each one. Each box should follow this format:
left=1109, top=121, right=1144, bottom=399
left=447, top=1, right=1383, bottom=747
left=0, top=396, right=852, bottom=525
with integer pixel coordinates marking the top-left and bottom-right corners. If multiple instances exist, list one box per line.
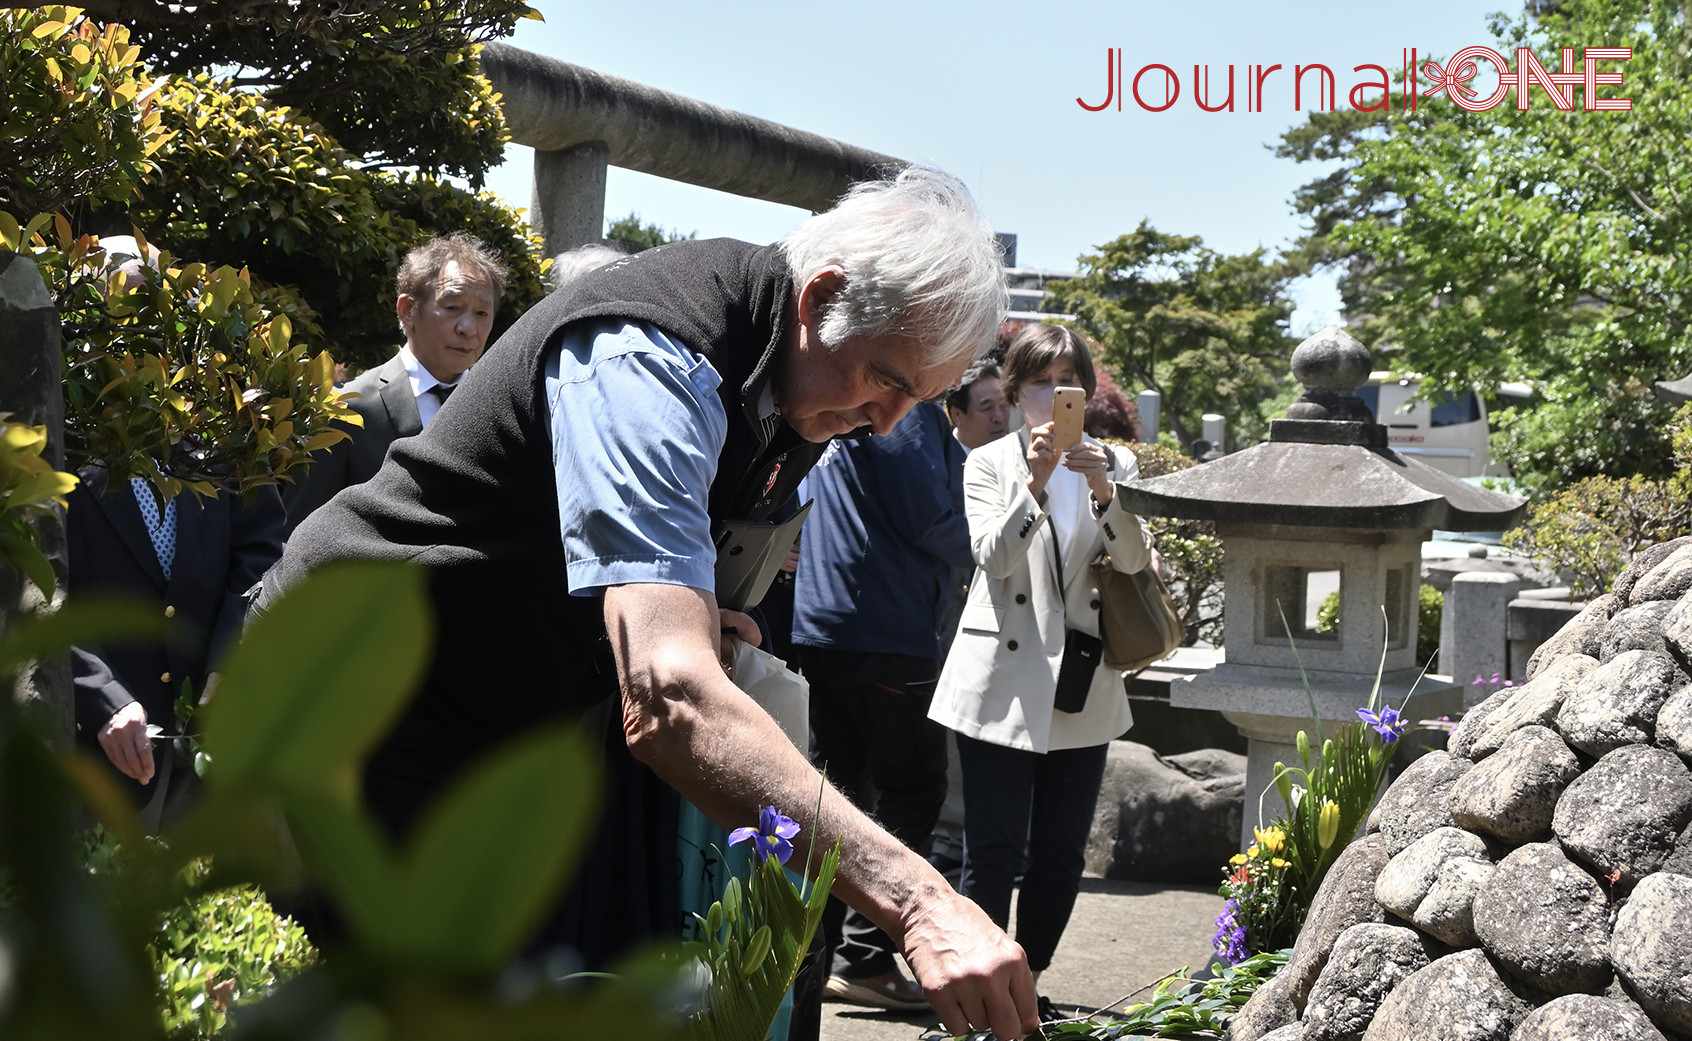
left=1117, top=326, right=1526, bottom=532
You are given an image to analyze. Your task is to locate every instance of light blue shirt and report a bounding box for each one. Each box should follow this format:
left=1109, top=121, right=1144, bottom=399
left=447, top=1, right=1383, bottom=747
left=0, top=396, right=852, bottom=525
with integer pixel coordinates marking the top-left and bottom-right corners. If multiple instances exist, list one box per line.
left=544, top=319, right=728, bottom=596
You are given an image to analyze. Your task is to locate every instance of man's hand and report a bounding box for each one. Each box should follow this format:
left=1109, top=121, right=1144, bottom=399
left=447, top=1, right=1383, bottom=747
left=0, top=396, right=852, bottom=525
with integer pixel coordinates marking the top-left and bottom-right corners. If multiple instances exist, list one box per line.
left=903, top=888, right=1040, bottom=1039
left=98, top=701, right=155, bottom=784
left=718, top=607, right=761, bottom=673
left=718, top=608, right=761, bottom=648
left=605, top=583, right=1038, bottom=1037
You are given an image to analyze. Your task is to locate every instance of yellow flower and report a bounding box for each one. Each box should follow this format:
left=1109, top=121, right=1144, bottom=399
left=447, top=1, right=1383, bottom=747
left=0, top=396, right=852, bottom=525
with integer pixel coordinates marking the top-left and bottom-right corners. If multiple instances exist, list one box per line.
left=1229, top=853, right=1247, bottom=866
left=1254, top=825, right=1286, bottom=852
left=1271, top=857, right=1289, bottom=869
left=1318, top=799, right=1341, bottom=850
left=1246, top=845, right=1260, bottom=859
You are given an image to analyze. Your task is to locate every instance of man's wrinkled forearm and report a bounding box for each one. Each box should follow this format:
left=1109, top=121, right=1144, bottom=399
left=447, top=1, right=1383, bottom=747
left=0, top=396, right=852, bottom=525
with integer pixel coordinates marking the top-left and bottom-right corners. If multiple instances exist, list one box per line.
left=603, top=583, right=933, bottom=938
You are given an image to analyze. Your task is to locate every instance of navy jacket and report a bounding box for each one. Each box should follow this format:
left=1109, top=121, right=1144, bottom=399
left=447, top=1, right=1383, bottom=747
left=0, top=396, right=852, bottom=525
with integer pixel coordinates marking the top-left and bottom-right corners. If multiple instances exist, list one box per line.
left=792, top=401, right=972, bottom=659
left=68, top=467, right=286, bottom=800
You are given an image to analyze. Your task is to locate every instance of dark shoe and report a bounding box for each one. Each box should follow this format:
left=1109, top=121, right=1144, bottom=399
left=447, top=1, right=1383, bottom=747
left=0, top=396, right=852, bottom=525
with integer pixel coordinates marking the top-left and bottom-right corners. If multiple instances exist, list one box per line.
left=824, top=971, right=931, bottom=1012
left=1037, top=995, right=1067, bottom=1024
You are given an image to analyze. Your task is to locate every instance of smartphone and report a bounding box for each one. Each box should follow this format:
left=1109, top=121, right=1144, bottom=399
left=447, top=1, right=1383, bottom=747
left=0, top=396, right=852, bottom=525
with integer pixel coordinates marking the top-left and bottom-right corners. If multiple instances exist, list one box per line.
left=1052, top=386, right=1086, bottom=451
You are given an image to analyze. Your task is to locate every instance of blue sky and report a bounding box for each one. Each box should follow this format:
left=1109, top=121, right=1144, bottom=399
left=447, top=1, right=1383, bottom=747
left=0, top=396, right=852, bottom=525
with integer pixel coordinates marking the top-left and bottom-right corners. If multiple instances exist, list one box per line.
left=482, top=0, right=1513, bottom=335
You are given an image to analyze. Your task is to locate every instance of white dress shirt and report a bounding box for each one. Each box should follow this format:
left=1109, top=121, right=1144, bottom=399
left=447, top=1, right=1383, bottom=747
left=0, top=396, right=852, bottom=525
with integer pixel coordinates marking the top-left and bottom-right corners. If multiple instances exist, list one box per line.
left=398, top=345, right=464, bottom=429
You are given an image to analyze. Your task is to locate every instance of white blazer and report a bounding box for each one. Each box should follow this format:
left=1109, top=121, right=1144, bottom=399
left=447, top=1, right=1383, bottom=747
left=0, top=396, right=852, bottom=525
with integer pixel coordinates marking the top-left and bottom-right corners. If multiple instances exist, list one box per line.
left=929, top=430, right=1154, bottom=753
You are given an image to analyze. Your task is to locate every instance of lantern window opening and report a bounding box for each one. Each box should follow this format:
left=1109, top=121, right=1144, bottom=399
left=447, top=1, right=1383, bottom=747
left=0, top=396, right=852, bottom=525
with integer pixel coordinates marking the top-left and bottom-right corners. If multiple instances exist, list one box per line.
left=1260, top=564, right=1342, bottom=646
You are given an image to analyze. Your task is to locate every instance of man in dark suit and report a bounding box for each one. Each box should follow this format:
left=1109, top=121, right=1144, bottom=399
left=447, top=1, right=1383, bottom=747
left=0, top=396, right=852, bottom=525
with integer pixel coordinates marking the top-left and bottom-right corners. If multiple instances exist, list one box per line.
left=69, top=468, right=286, bottom=829
left=283, top=232, right=507, bottom=531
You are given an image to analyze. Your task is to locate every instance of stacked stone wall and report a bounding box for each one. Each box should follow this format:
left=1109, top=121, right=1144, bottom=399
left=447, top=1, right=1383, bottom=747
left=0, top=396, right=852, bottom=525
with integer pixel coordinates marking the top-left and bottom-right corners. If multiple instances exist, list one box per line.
left=1230, top=538, right=1692, bottom=1041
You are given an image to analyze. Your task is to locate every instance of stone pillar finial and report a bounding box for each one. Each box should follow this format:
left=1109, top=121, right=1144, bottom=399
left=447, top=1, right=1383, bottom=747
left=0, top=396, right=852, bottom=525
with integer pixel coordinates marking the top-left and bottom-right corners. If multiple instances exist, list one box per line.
left=1286, top=325, right=1375, bottom=422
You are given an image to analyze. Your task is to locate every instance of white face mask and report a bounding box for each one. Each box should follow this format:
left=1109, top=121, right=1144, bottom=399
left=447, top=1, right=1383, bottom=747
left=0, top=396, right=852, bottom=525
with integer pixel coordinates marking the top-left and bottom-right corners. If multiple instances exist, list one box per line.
left=1020, top=383, right=1055, bottom=428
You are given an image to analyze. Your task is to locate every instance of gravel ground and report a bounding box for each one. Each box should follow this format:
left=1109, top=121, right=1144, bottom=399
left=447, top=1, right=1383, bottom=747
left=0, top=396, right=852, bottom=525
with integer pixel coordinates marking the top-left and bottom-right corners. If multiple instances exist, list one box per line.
left=820, top=877, right=1225, bottom=1041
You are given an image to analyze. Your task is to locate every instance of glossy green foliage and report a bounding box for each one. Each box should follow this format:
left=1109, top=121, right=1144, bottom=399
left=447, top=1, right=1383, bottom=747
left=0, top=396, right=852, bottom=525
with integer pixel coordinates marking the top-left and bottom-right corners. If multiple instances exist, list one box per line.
left=2, top=213, right=360, bottom=501
left=283, top=41, right=509, bottom=184
left=2, top=6, right=549, bottom=492
left=1046, top=225, right=1297, bottom=451
left=687, top=842, right=838, bottom=1041
left=120, top=1, right=537, bottom=181
left=129, top=74, right=549, bottom=374
left=1501, top=406, right=1692, bottom=598
left=150, top=874, right=316, bottom=1040
left=0, top=561, right=686, bottom=1040
left=1277, top=0, right=1692, bottom=490
left=0, top=9, right=166, bottom=218
left=0, top=419, right=79, bottom=598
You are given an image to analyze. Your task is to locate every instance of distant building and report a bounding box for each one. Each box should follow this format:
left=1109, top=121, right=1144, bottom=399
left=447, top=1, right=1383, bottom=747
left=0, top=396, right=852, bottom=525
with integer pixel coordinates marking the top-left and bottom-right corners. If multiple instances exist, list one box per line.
left=993, top=232, right=1079, bottom=326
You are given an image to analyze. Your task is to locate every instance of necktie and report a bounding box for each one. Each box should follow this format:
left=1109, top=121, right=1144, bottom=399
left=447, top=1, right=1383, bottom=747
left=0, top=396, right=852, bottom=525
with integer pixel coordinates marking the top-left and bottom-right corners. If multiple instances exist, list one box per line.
left=130, top=477, right=178, bottom=581
left=431, top=383, right=456, bottom=406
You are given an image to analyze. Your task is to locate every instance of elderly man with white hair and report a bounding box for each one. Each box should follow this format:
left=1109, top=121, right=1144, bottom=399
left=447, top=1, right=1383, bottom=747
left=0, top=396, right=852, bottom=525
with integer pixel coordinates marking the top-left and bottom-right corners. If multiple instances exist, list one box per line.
left=267, top=168, right=1036, bottom=1039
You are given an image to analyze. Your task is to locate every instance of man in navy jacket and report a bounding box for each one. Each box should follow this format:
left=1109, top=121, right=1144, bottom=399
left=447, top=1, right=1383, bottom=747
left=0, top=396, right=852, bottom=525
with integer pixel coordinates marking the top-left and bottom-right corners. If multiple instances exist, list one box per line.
left=792, top=398, right=972, bottom=1009
left=69, top=467, right=286, bottom=829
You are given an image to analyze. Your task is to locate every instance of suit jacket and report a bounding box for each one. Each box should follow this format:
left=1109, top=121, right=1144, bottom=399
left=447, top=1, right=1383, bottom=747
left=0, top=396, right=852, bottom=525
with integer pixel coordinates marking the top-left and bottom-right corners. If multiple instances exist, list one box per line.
left=283, top=352, right=421, bottom=533
left=69, top=466, right=286, bottom=796
left=929, top=430, right=1153, bottom=754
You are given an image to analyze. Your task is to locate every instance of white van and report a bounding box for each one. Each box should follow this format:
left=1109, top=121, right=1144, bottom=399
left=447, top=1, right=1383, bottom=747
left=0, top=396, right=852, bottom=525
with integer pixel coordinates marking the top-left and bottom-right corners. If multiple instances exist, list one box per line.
left=1354, top=373, right=1524, bottom=479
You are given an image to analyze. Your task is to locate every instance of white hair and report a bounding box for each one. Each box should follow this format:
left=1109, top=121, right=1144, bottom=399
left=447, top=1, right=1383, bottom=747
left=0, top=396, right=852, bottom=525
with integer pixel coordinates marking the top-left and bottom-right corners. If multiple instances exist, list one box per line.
left=779, top=167, right=1007, bottom=368
left=549, top=243, right=625, bottom=291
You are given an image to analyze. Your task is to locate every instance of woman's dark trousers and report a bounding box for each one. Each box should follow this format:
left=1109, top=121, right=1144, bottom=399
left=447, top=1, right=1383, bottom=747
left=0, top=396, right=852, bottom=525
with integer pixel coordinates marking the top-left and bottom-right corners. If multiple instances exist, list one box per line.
left=954, top=732, right=1109, bottom=973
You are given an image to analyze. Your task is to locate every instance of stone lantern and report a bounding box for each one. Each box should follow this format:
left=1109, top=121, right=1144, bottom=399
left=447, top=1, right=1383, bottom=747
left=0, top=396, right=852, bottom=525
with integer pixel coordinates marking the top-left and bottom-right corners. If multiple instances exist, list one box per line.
left=1117, top=327, right=1526, bottom=849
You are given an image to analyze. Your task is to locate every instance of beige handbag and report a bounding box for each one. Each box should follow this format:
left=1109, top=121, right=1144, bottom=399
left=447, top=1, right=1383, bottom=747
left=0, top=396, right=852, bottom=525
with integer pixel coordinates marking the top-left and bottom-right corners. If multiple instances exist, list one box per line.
left=1091, top=556, right=1186, bottom=672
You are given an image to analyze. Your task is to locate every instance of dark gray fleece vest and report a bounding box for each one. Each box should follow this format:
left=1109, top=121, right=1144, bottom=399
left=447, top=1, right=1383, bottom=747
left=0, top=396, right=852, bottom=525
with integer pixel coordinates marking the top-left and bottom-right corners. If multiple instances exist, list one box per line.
left=272, top=237, right=826, bottom=822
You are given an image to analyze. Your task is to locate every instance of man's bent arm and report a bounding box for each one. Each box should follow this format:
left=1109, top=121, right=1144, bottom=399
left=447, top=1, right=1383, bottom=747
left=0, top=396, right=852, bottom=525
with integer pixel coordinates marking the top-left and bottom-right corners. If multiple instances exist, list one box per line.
left=602, top=582, right=1038, bottom=1040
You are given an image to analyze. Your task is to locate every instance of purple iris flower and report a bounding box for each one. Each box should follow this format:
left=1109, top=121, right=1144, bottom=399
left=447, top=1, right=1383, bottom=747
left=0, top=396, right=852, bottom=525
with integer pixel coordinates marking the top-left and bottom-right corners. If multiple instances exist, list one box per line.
left=1356, top=705, right=1407, bottom=743
left=1211, top=899, right=1251, bottom=964
left=729, top=805, right=801, bottom=865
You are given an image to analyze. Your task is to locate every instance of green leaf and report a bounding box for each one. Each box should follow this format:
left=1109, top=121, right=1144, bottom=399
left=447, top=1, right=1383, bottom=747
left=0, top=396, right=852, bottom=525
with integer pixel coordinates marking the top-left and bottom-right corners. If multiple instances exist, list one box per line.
left=0, top=594, right=174, bottom=679
left=386, top=726, right=601, bottom=972
left=0, top=717, right=165, bottom=1038
left=721, top=876, right=742, bottom=924
left=0, top=529, right=56, bottom=599
left=690, top=842, right=839, bottom=1041
left=739, top=925, right=771, bottom=977
left=282, top=790, right=396, bottom=943
left=202, top=559, right=432, bottom=802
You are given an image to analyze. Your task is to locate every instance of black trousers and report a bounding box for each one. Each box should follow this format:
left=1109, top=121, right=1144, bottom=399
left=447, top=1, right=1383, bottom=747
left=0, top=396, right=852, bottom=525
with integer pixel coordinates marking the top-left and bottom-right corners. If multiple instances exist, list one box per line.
left=799, top=646, right=948, bottom=979
left=955, top=732, right=1108, bottom=973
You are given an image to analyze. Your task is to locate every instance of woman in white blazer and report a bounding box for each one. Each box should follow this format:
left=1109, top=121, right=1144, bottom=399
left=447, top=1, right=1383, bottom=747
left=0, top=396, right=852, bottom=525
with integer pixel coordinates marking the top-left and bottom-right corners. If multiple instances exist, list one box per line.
left=929, top=324, right=1152, bottom=1004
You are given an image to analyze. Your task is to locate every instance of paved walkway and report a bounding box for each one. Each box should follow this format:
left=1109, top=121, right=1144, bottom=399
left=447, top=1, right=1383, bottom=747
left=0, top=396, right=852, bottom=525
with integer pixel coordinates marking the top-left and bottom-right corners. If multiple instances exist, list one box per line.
left=821, top=878, right=1225, bottom=1040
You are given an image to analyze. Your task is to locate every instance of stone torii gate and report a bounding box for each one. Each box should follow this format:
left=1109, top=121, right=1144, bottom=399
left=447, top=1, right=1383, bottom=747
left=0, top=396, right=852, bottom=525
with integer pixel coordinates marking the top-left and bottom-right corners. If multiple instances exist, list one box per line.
left=478, top=43, right=906, bottom=256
